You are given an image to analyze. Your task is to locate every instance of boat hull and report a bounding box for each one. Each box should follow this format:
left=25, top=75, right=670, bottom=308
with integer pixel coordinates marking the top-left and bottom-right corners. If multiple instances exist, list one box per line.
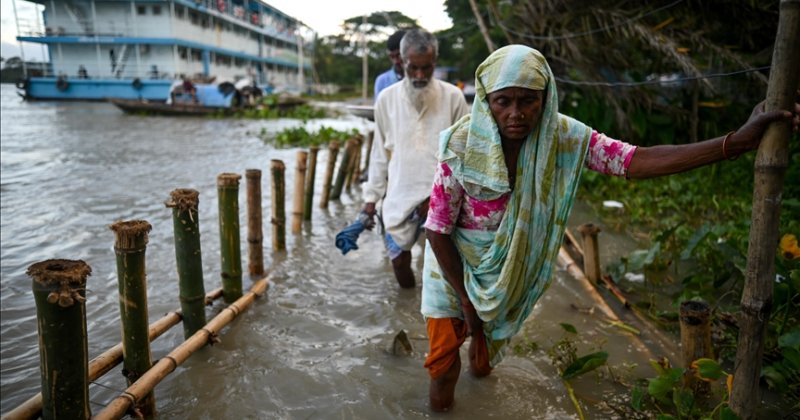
left=18, top=77, right=173, bottom=102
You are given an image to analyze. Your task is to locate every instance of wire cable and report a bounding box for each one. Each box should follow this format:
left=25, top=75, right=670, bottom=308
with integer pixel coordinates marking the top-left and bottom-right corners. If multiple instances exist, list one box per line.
left=554, top=65, right=770, bottom=87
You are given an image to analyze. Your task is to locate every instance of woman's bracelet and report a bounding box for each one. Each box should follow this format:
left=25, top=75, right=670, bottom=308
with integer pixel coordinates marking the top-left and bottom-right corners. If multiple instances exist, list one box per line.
left=721, top=131, right=739, bottom=161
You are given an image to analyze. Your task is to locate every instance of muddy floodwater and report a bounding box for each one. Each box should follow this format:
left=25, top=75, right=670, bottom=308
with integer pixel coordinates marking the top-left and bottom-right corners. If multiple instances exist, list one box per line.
left=1, top=84, right=675, bottom=419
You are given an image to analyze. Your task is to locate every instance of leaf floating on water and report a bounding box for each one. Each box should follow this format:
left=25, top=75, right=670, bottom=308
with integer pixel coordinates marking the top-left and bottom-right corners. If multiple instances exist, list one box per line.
left=392, top=329, right=413, bottom=356
left=561, top=351, right=609, bottom=379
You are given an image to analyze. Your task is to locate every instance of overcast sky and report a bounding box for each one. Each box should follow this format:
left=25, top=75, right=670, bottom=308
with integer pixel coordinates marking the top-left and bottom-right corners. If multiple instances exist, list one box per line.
left=1, top=0, right=453, bottom=61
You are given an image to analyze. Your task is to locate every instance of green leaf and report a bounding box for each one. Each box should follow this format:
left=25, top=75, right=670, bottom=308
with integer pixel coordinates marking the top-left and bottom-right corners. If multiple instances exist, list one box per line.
left=673, top=388, right=695, bottom=417
left=648, top=367, right=683, bottom=403
left=778, top=328, right=800, bottom=350
left=720, top=405, right=740, bottom=420
left=560, top=323, right=577, bottom=334
left=681, top=224, right=712, bottom=260
left=693, top=358, right=725, bottom=381
left=561, top=351, right=608, bottom=379
left=657, top=414, right=676, bottom=420
left=761, top=365, right=788, bottom=393
left=630, top=385, right=645, bottom=411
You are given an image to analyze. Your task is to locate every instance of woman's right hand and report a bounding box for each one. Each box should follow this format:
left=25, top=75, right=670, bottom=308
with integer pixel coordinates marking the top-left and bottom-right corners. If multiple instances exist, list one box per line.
left=461, top=300, right=483, bottom=337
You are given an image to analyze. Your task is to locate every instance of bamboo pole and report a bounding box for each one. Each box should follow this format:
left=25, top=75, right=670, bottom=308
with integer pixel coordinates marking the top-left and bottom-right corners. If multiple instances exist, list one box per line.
left=731, top=1, right=800, bottom=417
left=270, top=160, right=286, bottom=251
left=217, top=173, right=243, bottom=303
left=27, top=259, right=92, bottom=420
left=319, top=142, right=339, bottom=209
left=165, top=189, right=207, bottom=339
left=2, top=289, right=223, bottom=420
left=362, top=131, right=374, bottom=176
left=92, top=278, right=270, bottom=420
left=292, top=150, right=308, bottom=234
left=109, top=220, right=156, bottom=418
left=577, top=223, right=601, bottom=285
left=679, top=300, right=713, bottom=393
left=348, top=135, right=362, bottom=189
left=330, top=139, right=356, bottom=200
left=303, top=146, right=319, bottom=220
left=245, top=169, right=264, bottom=277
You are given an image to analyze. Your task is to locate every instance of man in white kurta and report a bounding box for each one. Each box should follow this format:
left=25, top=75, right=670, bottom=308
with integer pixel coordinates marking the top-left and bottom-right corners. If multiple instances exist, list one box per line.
left=362, top=28, right=470, bottom=288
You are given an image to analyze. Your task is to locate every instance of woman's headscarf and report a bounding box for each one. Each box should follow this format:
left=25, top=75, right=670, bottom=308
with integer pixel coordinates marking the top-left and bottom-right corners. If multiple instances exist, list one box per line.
left=422, top=45, right=593, bottom=366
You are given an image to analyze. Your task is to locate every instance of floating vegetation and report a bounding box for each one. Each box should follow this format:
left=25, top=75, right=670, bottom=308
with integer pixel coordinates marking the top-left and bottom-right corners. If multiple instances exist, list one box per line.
left=260, top=125, right=360, bottom=149
left=231, top=94, right=329, bottom=121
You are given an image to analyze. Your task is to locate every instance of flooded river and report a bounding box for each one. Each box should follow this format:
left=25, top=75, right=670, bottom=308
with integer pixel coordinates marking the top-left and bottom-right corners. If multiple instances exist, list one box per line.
left=1, top=83, right=673, bottom=419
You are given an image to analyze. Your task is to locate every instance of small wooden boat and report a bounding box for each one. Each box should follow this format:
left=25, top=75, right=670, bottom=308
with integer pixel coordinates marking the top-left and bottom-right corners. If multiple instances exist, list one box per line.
left=108, top=98, right=237, bottom=116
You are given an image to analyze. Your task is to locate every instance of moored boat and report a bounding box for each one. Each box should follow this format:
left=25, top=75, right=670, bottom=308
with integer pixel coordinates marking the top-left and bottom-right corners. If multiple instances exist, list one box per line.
left=13, top=0, right=315, bottom=101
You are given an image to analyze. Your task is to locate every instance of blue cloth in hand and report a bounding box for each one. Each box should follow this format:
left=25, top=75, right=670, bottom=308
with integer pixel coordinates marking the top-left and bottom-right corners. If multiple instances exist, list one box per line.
left=335, top=211, right=374, bottom=255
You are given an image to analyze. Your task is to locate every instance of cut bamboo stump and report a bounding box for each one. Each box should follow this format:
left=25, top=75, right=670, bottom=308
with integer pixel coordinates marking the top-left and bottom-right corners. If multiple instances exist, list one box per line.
left=679, top=300, right=713, bottom=393
left=577, top=223, right=602, bottom=285
left=270, top=160, right=286, bottom=251
left=110, top=220, right=156, bottom=418
left=27, top=259, right=92, bottom=420
left=245, top=169, right=264, bottom=277
left=92, top=278, right=270, bottom=420
left=303, top=147, right=319, bottom=220
left=347, top=135, right=362, bottom=190
left=166, top=189, right=207, bottom=339
left=330, top=139, right=356, bottom=201
left=319, top=142, right=339, bottom=209
left=217, top=173, right=243, bottom=303
left=292, top=150, right=308, bottom=234
left=2, top=289, right=223, bottom=420
left=362, top=130, right=374, bottom=176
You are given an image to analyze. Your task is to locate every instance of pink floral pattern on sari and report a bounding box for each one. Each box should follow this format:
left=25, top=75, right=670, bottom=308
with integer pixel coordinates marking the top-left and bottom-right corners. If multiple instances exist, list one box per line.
left=585, top=131, right=636, bottom=177
left=425, top=133, right=636, bottom=234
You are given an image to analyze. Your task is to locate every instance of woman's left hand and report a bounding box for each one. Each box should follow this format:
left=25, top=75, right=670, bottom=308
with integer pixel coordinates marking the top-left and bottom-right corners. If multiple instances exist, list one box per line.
left=734, top=96, right=800, bottom=152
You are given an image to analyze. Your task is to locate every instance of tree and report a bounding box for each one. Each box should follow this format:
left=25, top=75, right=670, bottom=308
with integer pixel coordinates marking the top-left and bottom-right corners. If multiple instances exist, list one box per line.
left=313, top=11, right=420, bottom=93
left=442, top=0, right=780, bottom=144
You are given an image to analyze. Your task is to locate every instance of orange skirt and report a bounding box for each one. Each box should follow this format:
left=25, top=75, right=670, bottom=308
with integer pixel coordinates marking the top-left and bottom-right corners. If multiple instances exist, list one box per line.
left=424, top=318, right=491, bottom=379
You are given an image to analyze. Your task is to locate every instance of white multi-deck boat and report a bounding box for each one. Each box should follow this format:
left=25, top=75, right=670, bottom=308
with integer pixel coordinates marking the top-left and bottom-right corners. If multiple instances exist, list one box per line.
left=12, top=0, right=314, bottom=102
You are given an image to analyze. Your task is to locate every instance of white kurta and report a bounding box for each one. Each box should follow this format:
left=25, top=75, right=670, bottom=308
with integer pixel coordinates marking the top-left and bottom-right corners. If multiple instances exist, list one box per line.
left=363, top=79, right=470, bottom=249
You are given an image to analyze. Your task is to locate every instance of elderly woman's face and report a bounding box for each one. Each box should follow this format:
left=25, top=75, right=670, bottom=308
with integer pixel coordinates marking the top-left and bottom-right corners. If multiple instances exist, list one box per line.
left=487, top=87, right=544, bottom=141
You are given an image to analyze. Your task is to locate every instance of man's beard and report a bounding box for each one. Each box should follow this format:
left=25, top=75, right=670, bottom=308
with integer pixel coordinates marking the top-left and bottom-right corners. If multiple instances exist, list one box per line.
left=403, top=77, right=432, bottom=112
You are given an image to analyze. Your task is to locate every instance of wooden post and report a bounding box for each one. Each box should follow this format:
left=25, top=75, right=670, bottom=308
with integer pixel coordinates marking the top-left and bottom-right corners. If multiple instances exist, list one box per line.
left=245, top=169, right=264, bottom=277
left=217, top=173, right=243, bottom=303
left=92, top=278, right=270, bottom=420
left=348, top=135, right=363, bottom=188
left=679, top=300, right=713, bottom=393
left=292, top=150, right=308, bottom=233
left=319, top=142, right=339, bottom=209
left=27, top=259, right=92, bottom=420
left=303, top=146, right=319, bottom=220
left=362, top=130, right=373, bottom=175
left=577, top=223, right=602, bottom=285
left=270, top=160, right=286, bottom=251
left=109, top=220, right=156, bottom=418
left=330, top=139, right=356, bottom=200
left=165, top=188, right=207, bottom=339
left=731, top=1, right=800, bottom=417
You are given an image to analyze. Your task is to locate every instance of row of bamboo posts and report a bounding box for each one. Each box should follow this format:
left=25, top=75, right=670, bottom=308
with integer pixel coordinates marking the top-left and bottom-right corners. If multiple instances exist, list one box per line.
left=3, top=131, right=373, bottom=420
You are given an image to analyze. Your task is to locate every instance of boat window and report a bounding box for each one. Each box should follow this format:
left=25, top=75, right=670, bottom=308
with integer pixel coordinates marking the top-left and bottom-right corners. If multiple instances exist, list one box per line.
left=153, top=5, right=162, bottom=15
left=137, top=5, right=146, bottom=15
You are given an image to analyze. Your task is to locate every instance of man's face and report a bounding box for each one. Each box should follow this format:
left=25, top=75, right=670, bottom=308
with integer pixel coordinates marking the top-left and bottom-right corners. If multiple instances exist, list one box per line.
left=389, top=49, right=403, bottom=75
left=403, top=48, right=436, bottom=89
